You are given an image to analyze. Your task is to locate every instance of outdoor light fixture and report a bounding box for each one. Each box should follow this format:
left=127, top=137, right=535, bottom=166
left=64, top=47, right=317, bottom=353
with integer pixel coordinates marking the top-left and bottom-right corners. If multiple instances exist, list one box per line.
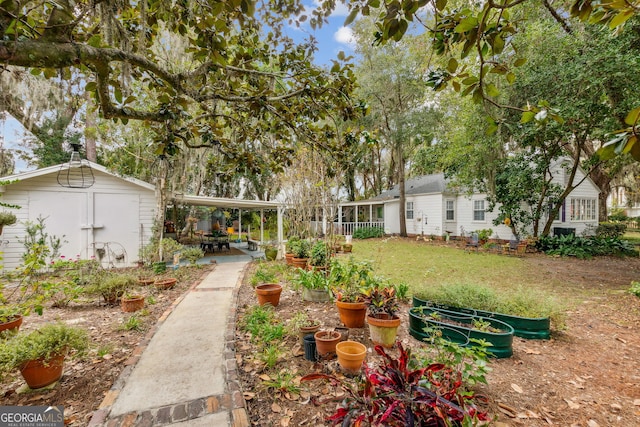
left=56, top=143, right=95, bottom=188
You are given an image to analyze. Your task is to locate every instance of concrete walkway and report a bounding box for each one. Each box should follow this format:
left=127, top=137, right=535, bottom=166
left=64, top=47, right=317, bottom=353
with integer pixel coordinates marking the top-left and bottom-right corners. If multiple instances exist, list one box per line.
left=89, top=261, right=250, bottom=427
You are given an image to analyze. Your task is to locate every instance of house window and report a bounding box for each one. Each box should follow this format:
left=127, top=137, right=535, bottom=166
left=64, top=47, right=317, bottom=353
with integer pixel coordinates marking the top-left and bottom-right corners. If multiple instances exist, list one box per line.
left=570, top=198, right=597, bottom=221
left=445, top=200, right=455, bottom=221
left=473, top=200, right=485, bottom=221
left=406, top=202, right=414, bottom=219
left=376, top=207, right=384, bottom=219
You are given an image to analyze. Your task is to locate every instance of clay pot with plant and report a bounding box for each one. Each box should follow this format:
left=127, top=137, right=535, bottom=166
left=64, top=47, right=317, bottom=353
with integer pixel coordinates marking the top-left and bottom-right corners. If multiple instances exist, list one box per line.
left=0, top=305, right=23, bottom=334
left=87, top=272, right=136, bottom=305
left=289, top=311, right=321, bottom=345
left=0, top=323, right=89, bottom=389
left=309, top=240, right=329, bottom=271
left=121, top=291, right=145, bottom=313
left=364, top=286, right=401, bottom=348
left=329, top=259, right=373, bottom=328
left=285, top=236, right=301, bottom=266
left=290, top=239, right=311, bottom=269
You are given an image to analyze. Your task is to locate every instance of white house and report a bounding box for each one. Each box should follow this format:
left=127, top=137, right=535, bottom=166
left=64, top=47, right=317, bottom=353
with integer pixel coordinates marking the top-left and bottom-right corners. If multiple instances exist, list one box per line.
left=338, top=160, right=600, bottom=240
left=0, top=162, right=157, bottom=270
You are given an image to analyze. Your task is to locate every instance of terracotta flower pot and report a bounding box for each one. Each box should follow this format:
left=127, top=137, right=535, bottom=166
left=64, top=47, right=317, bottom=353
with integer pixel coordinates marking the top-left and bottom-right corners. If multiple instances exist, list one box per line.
left=366, top=315, right=401, bottom=348
left=336, top=340, right=367, bottom=374
left=314, top=330, right=341, bottom=357
left=20, top=354, right=65, bottom=389
left=299, top=323, right=321, bottom=345
left=285, top=253, right=294, bottom=266
left=291, top=257, right=308, bottom=269
left=121, top=295, right=145, bottom=313
left=154, top=277, right=177, bottom=290
left=336, top=300, right=367, bottom=328
left=138, top=278, right=154, bottom=286
left=0, top=314, right=22, bottom=334
left=255, top=283, right=283, bottom=307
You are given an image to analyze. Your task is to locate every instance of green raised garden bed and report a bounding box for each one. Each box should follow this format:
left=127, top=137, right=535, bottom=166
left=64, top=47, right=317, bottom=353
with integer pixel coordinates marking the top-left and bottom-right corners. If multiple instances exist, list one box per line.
left=412, top=296, right=550, bottom=340
left=409, top=306, right=514, bottom=359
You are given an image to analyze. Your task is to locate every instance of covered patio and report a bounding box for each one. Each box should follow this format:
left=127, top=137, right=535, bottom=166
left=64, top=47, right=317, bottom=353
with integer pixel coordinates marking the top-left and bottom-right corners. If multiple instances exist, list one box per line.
left=336, top=200, right=386, bottom=236
left=170, top=193, right=285, bottom=255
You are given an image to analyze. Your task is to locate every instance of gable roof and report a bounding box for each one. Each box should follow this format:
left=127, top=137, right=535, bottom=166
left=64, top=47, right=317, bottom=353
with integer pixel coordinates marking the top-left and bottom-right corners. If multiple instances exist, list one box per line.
left=371, top=173, right=449, bottom=201
left=0, top=161, right=156, bottom=191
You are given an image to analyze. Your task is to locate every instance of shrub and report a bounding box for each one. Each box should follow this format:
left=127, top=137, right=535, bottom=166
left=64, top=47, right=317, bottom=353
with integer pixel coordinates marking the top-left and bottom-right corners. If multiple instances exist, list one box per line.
left=140, top=238, right=184, bottom=263
left=352, top=226, right=384, bottom=239
left=629, top=281, right=640, bottom=298
left=309, top=241, right=329, bottom=266
left=596, top=222, right=627, bottom=239
left=536, top=234, right=637, bottom=258
left=181, top=247, right=204, bottom=265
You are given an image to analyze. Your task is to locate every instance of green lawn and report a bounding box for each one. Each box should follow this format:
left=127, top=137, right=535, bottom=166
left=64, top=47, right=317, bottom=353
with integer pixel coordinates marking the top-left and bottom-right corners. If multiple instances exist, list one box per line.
left=349, top=238, right=534, bottom=295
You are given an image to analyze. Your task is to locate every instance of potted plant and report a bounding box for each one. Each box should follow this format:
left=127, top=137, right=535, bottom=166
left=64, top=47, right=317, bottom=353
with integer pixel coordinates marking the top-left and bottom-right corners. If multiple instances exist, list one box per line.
left=87, top=272, right=136, bottom=305
left=289, top=311, right=321, bottom=345
left=329, top=259, right=371, bottom=328
left=0, top=210, right=17, bottom=235
left=293, top=269, right=332, bottom=302
left=0, top=304, right=24, bottom=334
left=291, top=239, right=311, bottom=269
left=476, top=228, right=493, bottom=245
left=363, top=286, right=401, bottom=348
left=309, top=241, right=329, bottom=271
left=120, top=291, right=145, bottom=313
left=284, top=236, right=300, bottom=265
left=263, top=244, right=278, bottom=261
left=154, top=277, right=177, bottom=290
left=0, top=323, right=89, bottom=389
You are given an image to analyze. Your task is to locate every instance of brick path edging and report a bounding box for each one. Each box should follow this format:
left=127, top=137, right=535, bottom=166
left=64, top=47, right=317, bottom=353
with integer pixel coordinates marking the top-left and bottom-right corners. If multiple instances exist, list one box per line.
left=88, top=263, right=251, bottom=427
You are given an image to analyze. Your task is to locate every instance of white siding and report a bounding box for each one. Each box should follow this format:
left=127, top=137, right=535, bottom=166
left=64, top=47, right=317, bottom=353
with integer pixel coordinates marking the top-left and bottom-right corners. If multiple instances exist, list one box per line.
left=452, top=194, right=513, bottom=240
left=0, top=169, right=155, bottom=270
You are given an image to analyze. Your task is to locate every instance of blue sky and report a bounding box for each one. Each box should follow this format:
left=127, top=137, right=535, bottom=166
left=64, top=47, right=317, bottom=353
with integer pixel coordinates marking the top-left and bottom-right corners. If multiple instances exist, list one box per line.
left=290, top=1, right=356, bottom=65
left=0, top=1, right=357, bottom=173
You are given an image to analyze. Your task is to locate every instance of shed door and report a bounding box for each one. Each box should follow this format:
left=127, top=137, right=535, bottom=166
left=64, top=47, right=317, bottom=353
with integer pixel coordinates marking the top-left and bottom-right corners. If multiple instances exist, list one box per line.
left=28, top=191, right=87, bottom=259
left=93, top=193, right=140, bottom=267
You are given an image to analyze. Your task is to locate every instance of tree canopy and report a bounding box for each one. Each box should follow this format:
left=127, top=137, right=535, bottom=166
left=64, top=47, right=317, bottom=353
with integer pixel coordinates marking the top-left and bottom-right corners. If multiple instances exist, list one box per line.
left=0, top=0, right=358, bottom=166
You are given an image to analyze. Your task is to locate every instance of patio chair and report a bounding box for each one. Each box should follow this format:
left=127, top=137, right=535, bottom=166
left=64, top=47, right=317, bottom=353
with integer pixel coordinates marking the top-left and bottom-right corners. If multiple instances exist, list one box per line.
left=465, top=233, right=479, bottom=253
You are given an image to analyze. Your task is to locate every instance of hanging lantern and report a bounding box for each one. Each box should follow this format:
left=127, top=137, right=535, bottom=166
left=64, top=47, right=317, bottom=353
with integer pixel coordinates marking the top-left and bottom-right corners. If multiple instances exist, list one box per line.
left=56, top=143, right=95, bottom=188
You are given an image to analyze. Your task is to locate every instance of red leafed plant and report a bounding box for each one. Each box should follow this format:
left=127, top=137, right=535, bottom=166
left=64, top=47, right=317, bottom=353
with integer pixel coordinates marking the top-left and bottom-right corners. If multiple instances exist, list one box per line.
left=301, top=341, right=489, bottom=426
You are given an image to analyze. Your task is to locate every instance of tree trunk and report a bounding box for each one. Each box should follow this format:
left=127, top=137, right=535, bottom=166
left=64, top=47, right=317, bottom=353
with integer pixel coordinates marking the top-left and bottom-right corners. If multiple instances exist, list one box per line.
left=396, top=143, right=407, bottom=237
left=84, top=92, right=97, bottom=162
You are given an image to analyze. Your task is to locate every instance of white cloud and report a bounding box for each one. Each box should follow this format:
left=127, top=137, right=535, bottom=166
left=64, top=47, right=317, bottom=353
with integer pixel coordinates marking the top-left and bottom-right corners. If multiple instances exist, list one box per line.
left=334, top=26, right=355, bottom=47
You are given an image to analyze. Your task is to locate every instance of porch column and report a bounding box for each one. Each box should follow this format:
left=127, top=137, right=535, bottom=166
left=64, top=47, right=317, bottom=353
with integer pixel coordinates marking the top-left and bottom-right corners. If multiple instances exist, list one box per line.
left=277, top=205, right=284, bottom=259
left=238, top=208, right=242, bottom=241
left=338, top=205, right=343, bottom=235
left=369, top=204, right=373, bottom=224
left=260, top=209, right=264, bottom=243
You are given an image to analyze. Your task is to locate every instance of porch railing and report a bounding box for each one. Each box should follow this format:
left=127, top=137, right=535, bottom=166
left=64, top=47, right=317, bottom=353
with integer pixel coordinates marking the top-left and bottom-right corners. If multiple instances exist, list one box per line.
left=336, top=221, right=385, bottom=236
